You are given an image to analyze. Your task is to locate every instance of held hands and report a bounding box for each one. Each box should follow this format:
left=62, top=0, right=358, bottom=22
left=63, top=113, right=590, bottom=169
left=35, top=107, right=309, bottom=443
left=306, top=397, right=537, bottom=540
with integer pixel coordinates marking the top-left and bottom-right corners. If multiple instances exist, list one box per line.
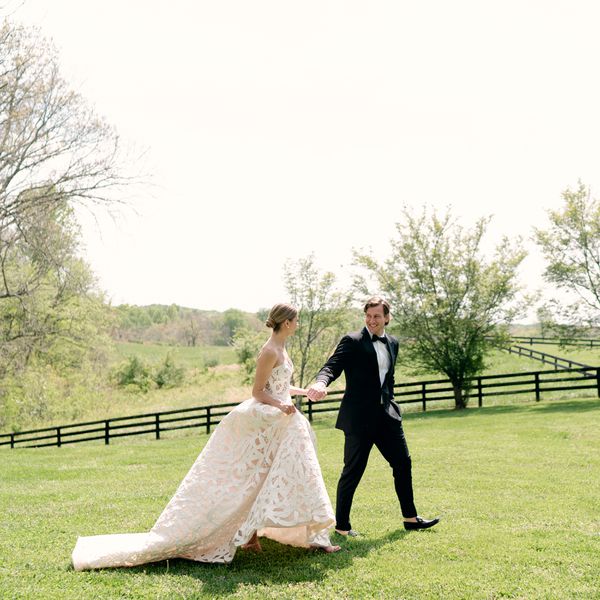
left=278, top=402, right=297, bottom=415
left=306, top=382, right=327, bottom=402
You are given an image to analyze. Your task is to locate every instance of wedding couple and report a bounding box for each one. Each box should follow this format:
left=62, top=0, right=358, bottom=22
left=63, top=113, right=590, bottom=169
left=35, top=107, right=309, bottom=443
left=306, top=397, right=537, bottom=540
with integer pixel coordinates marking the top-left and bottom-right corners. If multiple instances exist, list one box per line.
left=72, top=297, right=438, bottom=571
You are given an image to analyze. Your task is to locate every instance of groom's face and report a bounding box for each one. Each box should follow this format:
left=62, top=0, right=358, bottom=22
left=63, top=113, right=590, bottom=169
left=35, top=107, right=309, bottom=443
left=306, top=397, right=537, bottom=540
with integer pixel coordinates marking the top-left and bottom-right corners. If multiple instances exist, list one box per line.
left=365, top=305, right=387, bottom=336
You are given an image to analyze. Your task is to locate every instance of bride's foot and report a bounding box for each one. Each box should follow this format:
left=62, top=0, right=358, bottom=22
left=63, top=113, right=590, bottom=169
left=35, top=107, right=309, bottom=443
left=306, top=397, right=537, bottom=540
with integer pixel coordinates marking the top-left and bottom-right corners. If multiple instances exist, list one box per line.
left=241, top=541, right=262, bottom=552
left=241, top=532, right=262, bottom=552
left=310, top=544, right=341, bottom=553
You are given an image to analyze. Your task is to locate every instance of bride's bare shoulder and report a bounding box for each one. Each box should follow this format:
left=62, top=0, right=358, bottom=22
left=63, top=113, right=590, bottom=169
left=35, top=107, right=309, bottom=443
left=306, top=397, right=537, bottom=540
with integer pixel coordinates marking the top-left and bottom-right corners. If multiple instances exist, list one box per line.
left=257, top=342, right=277, bottom=364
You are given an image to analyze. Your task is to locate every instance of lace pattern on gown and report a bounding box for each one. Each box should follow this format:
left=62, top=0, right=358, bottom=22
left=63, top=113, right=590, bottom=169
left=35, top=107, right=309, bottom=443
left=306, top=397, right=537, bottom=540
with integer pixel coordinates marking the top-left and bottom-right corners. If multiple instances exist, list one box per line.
left=71, top=358, right=335, bottom=570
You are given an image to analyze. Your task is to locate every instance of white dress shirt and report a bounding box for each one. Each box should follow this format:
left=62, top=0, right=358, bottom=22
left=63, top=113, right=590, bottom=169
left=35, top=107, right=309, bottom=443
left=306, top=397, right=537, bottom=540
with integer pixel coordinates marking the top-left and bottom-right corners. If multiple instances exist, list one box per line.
left=371, top=330, right=391, bottom=388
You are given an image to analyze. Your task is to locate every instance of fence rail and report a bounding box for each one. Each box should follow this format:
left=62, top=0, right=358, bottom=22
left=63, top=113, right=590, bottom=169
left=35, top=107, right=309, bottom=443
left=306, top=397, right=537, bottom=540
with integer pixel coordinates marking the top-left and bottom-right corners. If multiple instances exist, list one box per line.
left=505, top=344, right=593, bottom=373
left=510, top=335, right=600, bottom=348
left=0, top=402, right=239, bottom=450
left=2, top=366, right=599, bottom=449
left=303, top=365, right=600, bottom=421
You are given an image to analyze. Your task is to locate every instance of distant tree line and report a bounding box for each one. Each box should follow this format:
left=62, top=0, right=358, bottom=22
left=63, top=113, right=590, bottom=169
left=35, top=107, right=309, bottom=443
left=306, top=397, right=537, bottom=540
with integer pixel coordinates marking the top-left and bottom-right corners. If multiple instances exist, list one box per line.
left=112, top=305, right=262, bottom=346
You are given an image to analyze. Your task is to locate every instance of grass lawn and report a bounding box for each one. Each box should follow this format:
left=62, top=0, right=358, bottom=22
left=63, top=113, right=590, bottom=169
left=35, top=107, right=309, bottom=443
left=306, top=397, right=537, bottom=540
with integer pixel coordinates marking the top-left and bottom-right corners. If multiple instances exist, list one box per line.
left=112, top=343, right=237, bottom=368
left=1, top=398, right=599, bottom=599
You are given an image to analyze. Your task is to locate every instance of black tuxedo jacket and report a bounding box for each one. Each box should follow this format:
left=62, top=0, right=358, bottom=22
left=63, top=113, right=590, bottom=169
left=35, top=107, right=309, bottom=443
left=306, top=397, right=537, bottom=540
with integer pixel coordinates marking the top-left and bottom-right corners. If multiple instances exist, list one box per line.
left=316, top=327, right=401, bottom=434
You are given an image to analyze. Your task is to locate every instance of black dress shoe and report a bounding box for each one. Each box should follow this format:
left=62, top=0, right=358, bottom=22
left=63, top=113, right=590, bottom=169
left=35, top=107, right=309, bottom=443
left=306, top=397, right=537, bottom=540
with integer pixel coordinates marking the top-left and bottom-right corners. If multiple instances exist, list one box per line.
left=335, top=528, right=360, bottom=537
left=403, top=516, right=440, bottom=531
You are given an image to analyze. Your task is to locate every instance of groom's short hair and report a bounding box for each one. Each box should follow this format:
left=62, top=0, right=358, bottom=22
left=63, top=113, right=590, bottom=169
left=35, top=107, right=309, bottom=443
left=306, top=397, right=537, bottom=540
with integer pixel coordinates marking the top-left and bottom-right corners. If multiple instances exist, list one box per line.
left=363, top=296, right=390, bottom=316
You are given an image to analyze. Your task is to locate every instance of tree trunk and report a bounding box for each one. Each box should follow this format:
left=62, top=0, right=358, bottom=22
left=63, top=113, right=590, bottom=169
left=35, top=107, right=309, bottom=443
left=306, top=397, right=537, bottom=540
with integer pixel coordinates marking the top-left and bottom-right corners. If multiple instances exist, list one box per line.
left=452, top=383, right=467, bottom=409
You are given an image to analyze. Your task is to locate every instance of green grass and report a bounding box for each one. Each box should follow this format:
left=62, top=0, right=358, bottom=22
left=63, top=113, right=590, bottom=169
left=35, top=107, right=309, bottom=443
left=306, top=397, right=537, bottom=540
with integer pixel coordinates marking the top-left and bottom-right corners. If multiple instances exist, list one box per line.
left=99, top=342, right=249, bottom=422
left=112, top=342, right=237, bottom=368
left=1, top=398, right=599, bottom=599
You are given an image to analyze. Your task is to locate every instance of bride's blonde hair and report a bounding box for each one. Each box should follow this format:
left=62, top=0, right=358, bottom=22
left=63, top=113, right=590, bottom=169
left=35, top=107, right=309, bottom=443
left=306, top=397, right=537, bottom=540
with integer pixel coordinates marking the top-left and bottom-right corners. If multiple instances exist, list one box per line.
left=265, top=303, right=297, bottom=332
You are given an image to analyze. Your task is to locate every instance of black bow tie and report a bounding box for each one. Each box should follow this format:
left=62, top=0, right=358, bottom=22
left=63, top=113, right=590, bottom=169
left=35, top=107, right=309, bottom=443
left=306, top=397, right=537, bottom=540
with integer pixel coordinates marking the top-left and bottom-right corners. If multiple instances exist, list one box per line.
left=371, top=334, right=386, bottom=343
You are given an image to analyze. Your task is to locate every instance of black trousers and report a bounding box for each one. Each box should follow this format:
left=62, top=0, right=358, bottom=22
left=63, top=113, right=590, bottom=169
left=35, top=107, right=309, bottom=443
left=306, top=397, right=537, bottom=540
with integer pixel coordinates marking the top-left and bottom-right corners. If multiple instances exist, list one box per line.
left=335, top=407, right=417, bottom=531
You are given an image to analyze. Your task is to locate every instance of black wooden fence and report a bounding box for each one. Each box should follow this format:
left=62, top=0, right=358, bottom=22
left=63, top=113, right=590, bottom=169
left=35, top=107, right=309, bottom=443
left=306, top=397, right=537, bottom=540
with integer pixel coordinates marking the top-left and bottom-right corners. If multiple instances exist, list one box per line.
left=505, top=345, right=593, bottom=372
left=0, top=402, right=238, bottom=450
left=510, top=335, right=600, bottom=348
left=2, top=366, right=599, bottom=450
left=304, top=365, right=600, bottom=421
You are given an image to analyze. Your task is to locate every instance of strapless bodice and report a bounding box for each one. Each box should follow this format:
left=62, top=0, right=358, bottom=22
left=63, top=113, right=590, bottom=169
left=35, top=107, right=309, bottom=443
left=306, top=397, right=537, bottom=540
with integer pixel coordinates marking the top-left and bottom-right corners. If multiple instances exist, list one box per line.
left=264, top=358, right=293, bottom=402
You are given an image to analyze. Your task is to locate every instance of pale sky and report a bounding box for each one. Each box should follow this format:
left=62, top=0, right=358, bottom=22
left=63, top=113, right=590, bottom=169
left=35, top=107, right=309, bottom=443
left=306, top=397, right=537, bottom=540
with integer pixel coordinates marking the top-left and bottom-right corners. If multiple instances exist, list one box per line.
left=11, top=1, right=600, bottom=317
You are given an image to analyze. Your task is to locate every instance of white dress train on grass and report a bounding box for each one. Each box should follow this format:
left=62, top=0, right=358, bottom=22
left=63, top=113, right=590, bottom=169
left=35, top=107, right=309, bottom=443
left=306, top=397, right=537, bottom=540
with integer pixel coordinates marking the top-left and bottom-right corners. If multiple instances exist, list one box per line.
left=71, top=359, right=335, bottom=570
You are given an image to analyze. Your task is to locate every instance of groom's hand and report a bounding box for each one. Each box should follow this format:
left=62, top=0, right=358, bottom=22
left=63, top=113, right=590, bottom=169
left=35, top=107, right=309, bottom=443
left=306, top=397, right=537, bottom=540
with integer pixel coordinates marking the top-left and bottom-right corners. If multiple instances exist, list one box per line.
left=307, top=381, right=327, bottom=402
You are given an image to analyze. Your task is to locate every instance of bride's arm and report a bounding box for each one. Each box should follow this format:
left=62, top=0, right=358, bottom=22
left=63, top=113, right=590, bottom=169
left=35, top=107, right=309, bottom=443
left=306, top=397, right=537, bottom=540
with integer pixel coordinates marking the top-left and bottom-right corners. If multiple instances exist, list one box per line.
left=289, top=385, right=307, bottom=396
left=252, top=348, right=296, bottom=414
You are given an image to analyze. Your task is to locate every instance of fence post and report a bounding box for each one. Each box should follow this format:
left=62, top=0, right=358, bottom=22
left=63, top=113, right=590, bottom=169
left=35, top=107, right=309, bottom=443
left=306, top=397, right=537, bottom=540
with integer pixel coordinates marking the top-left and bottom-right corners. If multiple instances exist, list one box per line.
left=155, top=414, right=160, bottom=440
left=308, top=400, right=313, bottom=422
left=477, top=378, right=483, bottom=407
left=10, top=433, right=14, bottom=449
left=421, top=383, right=427, bottom=412
left=56, top=427, right=61, bottom=448
left=534, top=373, right=540, bottom=402
left=104, top=420, right=110, bottom=445
left=206, top=407, right=211, bottom=434
left=596, top=368, right=600, bottom=398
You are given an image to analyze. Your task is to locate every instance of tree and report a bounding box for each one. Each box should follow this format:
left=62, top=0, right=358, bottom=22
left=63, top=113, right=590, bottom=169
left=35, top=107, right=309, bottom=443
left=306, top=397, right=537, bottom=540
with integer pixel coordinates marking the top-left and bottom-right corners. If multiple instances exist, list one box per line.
left=0, top=197, right=111, bottom=378
left=0, top=21, right=127, bottom=333
left=0, top=22, right=126, bottom=230
left=534, top=182, right=600, bottom=335
left=0, top=198, right=114, bottom=428
left=284, top=254, right=353, bottom=389
left=354, top=207, right=526, bottom=409
left=0, top=19, right=129, bottom=427
left=185, top=315, right=202, bottom=347
left=221, top=308, right=249, bottom=344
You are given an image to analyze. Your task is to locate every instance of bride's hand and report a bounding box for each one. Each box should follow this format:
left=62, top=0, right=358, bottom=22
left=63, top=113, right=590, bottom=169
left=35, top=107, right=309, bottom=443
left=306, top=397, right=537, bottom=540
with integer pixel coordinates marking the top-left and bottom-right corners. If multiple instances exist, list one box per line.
left=278, top=403, right=297, bottom=415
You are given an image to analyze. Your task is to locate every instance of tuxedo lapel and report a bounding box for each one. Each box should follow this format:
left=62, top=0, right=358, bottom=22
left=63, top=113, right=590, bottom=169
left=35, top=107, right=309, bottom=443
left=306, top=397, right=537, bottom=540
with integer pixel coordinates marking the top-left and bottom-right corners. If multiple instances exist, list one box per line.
left=385, top=336, right=396, bottom=371
left=363, top=328, right=398, bottom=392
left=361, top=328, right=380, bottom=383
left=381, top=336, right=396, bottom=393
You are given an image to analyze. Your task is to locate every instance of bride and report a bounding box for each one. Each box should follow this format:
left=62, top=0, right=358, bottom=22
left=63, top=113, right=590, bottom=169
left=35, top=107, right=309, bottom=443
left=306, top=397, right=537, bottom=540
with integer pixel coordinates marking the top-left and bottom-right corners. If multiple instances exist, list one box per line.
left=72, top=303, right=340, bottom=570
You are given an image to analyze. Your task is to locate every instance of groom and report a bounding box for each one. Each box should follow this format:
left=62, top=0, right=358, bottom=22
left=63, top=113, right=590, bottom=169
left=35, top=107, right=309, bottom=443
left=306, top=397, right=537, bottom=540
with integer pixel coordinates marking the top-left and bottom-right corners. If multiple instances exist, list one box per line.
left=307, top=296, right=439, bottom=536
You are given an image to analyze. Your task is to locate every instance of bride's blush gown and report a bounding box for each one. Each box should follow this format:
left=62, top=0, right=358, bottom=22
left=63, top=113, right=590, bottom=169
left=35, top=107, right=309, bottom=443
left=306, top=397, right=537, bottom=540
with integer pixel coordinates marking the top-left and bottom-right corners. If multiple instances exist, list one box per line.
left=71, top=359, right=335, bottom=570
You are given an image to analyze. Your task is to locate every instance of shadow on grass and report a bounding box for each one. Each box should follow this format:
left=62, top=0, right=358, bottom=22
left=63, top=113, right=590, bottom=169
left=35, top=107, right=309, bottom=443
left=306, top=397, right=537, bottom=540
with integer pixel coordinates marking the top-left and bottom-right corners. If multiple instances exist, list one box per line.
left=93, top=528, right=426, bottom=595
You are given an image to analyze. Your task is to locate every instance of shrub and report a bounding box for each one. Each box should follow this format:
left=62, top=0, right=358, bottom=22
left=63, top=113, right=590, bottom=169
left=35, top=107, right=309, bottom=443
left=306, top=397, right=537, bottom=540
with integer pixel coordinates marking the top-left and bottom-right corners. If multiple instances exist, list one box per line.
left=232, top=328, right=264, bottom=383
left=153, top=354, right=185, bottom=389
left=204, top=356, right=219, bottom=368
left=114, top=356, right=153, bottom=392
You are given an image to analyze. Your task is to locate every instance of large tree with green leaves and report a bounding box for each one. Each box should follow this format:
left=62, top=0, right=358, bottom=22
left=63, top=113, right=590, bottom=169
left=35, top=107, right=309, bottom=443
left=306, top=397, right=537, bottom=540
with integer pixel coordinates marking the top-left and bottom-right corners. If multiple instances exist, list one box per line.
left=0, top=18, right=128, bottom=428
left=0, top=197, right=111, bottom=377
left=355, top=207, right=526, bottom=409
left=534, top=182, right=600, bottom=335
left=0, top=197, right=113, bottom=429
left=284, top=254, right=354, bottom=389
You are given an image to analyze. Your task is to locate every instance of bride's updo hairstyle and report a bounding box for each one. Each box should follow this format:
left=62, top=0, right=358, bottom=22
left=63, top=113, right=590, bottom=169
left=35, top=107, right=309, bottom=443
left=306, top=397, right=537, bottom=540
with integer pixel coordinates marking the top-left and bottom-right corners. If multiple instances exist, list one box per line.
left=265, top=303, right=297, bottom=332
